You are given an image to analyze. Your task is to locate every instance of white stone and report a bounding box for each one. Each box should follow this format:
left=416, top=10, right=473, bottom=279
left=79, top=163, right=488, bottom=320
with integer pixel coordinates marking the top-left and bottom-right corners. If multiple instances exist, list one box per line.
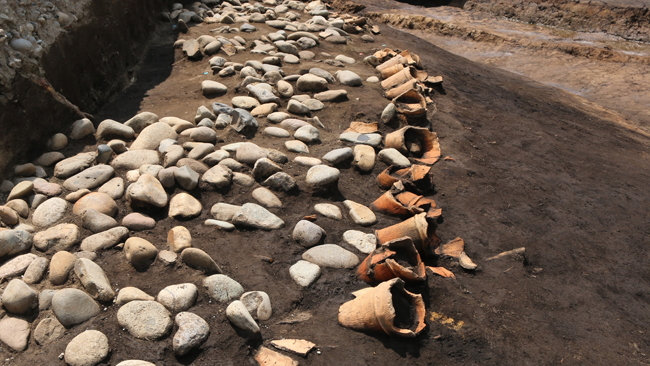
left=226, top=300, right=260, bottom=334
left=74, top=258, right=115, bottom=301
left=31, top=198, right=68, bottom=227
left=378, top=148, right=411, bottom=168
left=343, top=230, right=377, bottom=254
left=232, top=203, right=285, bottom=230
left=203, top=274, right=244, bottom=302
left=294, top=125, right=319, bottom=143
left=252, top=187, right=282, bottom=208
left=343, top=200, right=377, bottom=226
left=302, top=244, right=359, bottom=268
left=289, top=260, right=321, bottom=287
left=157, top=283, right=198, bottom=312
left=240, top=291, right=272, bottom=320
left=306, top=165, right=339, bottom=186
left=117, top=300, right=173, bottom=340
left=173, top=312, right=210, bottom=356
left=64, top=330, right=109, bottom=366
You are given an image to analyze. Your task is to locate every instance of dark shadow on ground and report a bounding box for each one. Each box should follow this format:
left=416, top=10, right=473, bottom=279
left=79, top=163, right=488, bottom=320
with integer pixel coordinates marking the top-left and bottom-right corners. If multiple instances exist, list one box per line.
left=93, top=24, right=178, bottom=124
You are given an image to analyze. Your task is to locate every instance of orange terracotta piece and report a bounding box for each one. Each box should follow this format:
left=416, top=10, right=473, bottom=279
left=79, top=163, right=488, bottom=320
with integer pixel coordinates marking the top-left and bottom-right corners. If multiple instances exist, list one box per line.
left=427, top=266, right=456, bottom=279
left=425, top=76, right=443, bottom=84
left=302, top=214, right=317, bottom=222
left=392, top=89, right=427, bottom=118
left=371, top=182, right=438, bottom=218
left=255, top=346, right=299, bottom=366
left=380, top=63, right=406, bottom=79
left=375, top=212, right=430, bottom=256
left=385, top=126, right=441, bottom=165
left=373, top=48, right=398, bottom=62
left=376, top=50, right=421, bottom=72
left=435, top=237, right=465, bottom=258
left=380, top=66, right=428, bottom=90
left=338, top=278, right=426, bottom=337
left=377, top=165, right=434, bottom=193
left=385, top=78, right=420, bottom=99
left=371, top=190, right=417, bottom=217
left=270, top=339, right=316, bottom=357
left=358, top=237, right=426, bottom=284
left=345, top=121, right=379, bottom=133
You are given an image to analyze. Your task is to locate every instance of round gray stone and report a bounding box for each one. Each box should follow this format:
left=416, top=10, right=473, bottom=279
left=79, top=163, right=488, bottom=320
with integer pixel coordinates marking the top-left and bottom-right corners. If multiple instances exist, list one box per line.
left=117, top=301, right=173, bottom=340
left=52, top=288, right=100, bottom=327
left=302, top=244, right=360, bottom=268
left=64, top=330, right=109, bottom=366
left=174, top=312, right=209, bottom=356
left=289, top=260, right=321, bottom=287
left=203, top=274, right=244, bottom=302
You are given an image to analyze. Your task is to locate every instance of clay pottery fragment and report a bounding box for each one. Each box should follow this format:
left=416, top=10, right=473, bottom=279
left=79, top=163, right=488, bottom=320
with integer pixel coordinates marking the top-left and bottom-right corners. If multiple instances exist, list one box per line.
left=375, top=212, right=429, bottom=256
left=380, top=63, right=406, bottom=79
left=381, top=66, right=419, bottom=90
left=358, top=237, right=426, bottom=284
left=372, top=182, right=440, bottom=218
left=459, top=251, right=477, bottom=270
left=425, top=75, right=443, bottom=84
left=435, top=237, right=465, bottom=258
left=385, top=127, right=441, bottom=165
left=370, top=191, right=421, bottom=217
left=427, top=266, right=455, bottom=278
left=409, top=165, right=432, bottom=182
left=385, top=79, right=420, bottom=99
left=346, top=16, right=367, bottom=26
left=377, top=165, right=434, bottom=193
left=394, top=188, right=437, bottom=212
left=427, top=207, right=443, bottom=219
left=338, top=278, right=426, bottom=337
left=392, top=89, right=427, bottom=118
left=345, top=121, right=378, bottom=134
left=377, top=166, right=402, bottom=190
left=376, top=50, right=420, bottom=72
left=373, top=48, right=398, bottom=63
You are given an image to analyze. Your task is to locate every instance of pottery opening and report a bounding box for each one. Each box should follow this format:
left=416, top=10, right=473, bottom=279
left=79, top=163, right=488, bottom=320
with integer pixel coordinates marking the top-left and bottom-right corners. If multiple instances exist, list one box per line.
left=390, top=247, right=419, bottom=269
left=404, top=128, right=427, bottom=158
left=390, top=284, right=418, bottom=332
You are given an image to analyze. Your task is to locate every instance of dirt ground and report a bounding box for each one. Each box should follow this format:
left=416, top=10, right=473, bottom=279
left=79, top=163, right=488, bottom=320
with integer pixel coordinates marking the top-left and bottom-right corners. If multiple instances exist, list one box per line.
left=3, top=10, right=650, bottom=366
left=360, top=0, right=650, bottom=134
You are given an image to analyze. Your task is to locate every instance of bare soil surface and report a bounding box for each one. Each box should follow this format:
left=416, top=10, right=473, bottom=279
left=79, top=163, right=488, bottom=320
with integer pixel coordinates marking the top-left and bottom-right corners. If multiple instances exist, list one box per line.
left=362, top=0, right=650, bottom=134
left=3, top=8, right=650, bottom=366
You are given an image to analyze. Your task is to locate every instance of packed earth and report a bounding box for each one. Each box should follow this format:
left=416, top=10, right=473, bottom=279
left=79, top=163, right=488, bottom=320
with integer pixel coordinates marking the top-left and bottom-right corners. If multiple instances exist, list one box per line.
left=2, top=0, right=650, bottom=365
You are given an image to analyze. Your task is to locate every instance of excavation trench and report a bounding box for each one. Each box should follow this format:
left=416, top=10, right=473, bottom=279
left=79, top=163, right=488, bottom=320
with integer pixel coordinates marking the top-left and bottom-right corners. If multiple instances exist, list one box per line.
left=0, top=0, right=174, bottom=178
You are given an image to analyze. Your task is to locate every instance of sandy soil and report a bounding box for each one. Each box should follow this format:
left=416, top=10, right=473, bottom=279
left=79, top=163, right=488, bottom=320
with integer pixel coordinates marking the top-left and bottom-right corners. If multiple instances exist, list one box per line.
left=2, top=8, right=650, bottom=366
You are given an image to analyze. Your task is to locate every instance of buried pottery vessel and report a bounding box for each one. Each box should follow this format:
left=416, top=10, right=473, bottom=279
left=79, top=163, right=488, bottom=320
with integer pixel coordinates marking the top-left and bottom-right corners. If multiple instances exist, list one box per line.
left=384, top=126, right=441, bottom=165
left=385, top=78, right=420, bottom=99
left=376, top=50, right=421, bottom=73
left=380, top=66, right=428, bottom=90
left=379, top=63, right=406, bottom=79
left=338, top=278, right=426, bottom=337
left=371, top=181, right=440, bottom=219
left=358, top=237, right=426, bottom=284
left=377, top=164, right=433, bottom=193
left=392, top=89, right=428, bottom=120
left=375, top=212, right=431, bottom=256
